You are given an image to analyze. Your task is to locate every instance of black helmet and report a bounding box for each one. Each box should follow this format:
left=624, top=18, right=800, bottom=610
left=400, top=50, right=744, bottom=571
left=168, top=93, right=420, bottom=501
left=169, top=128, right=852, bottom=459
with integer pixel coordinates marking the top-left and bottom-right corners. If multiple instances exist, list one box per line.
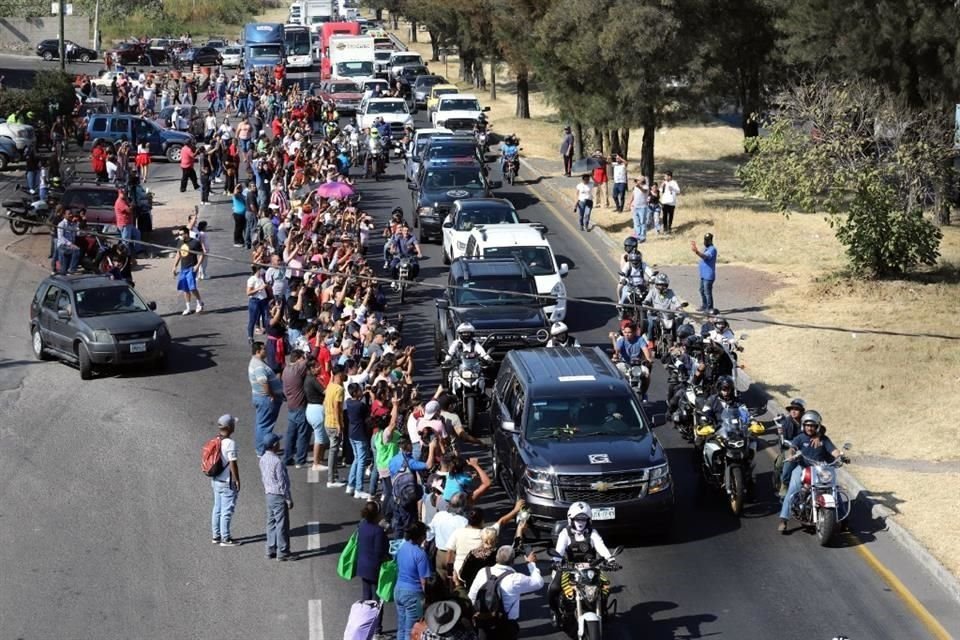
left=390, top=207, right=403, bottom=219
left=685, top=334, right=703, bottom=353
left=717, top=375, right=735, bottom=397
left=628, top=252, right=642, bottom=265
left=623, top=236, right=638, bottom=254
left=677, top=323, right=696, bottom=342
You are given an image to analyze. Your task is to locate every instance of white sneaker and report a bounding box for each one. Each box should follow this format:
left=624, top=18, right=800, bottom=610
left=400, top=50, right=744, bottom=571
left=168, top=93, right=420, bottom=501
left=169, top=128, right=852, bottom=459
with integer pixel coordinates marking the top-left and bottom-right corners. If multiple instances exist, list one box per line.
left=312, top=464, right=329, bottom=471
left=345, top=486, right=354, bottom=495
left=194, top=303, right=204, bottom=313
left=355, top=491, right=371, bottom=500
left=181, top=308, right=192, bottom=316
left=326, top=481, right=346, bottom=488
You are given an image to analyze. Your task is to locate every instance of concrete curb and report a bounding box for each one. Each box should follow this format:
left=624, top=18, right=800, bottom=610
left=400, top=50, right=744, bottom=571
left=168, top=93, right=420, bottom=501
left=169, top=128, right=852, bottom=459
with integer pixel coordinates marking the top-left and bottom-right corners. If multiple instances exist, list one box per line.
left=518, top=152, right=960, bottom=607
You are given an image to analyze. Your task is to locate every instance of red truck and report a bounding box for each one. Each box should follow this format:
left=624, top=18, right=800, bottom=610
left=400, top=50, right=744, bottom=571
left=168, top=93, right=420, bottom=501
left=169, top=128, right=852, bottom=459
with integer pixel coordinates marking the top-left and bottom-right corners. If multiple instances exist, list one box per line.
left=319, top=21, right=360, bottom=80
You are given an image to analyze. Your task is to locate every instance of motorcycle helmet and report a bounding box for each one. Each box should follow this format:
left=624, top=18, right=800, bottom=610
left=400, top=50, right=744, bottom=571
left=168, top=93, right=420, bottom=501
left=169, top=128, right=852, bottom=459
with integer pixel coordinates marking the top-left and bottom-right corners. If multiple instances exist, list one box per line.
left=478, top=113, right=487, bottom=123
left=390, top=207, right=404, bottom=220
left=676, top=323, right=696, bottom=342
left=713, top=316, right=729, bottom=332
left=567, top=501, right=592, bottom=532
left=716, top=375, right=735, bottom=400
left=370, top=128, right=380, bottom=138
left=550, top=321, right=568, bottom=341
left=801, top=410, right=824, bottom=435
left=456, top=322, right=476, bottom=342
left=623, top=236, right=638, bottom=254
left=653, top=272, right=669, bottom=290
left=685, top=334, right=704, bottom=354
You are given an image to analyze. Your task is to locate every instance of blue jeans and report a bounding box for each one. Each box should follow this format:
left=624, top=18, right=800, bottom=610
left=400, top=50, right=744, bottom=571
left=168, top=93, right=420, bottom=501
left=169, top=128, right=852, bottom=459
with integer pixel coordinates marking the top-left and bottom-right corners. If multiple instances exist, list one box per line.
left=394, top=585, right=424, bottom=640
left=780, top=466, right=804, bottom=520
left=120, top=224, right=141, bottom=253
left=244, top=213, right=258, bottom=249
left=348, top=438, right=370, bottom=493
left=26, top=170, right=38, bottom=193
left=252, top=393, right=283, bottom=455
left=57, top=246, right=80, bottom=274
left=612, top=182, right=627, bottom=211
left=632, top=205, right=647, bottom=240
left=247, top=297, right=267, bottom=340
left=699, top=278, right=715, bottom=312
left=284, top=407, right=311, bottom=465
left=211, top=479, right=237, bottom=540
left=576, top=200, right=593, bottom=229
left=265, top=493, right=290, bottom=556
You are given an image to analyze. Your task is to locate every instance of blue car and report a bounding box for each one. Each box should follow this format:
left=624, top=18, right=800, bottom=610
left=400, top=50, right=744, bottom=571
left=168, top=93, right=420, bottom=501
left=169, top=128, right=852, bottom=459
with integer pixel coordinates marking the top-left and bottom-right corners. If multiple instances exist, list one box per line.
left=83, top=114, right=194, bottom=163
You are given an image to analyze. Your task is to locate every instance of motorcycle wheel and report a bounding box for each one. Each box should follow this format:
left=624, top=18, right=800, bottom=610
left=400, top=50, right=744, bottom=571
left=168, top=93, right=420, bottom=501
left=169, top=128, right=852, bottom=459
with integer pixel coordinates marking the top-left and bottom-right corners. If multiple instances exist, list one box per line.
left=583, top=618, right=602, bottom=640
left=817, top=508, right=837, bottom=546
left=728, top=466, right=744, bottom=516
left=9, top=217, right=30, bottom=235
left=465, top=395, right=477, bottom=435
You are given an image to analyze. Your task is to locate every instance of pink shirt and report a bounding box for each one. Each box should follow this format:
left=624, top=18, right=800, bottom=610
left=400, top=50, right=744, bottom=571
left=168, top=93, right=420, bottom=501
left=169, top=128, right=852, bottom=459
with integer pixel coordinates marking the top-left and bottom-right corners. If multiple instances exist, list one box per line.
left=179, top=145, right=195, bottom=169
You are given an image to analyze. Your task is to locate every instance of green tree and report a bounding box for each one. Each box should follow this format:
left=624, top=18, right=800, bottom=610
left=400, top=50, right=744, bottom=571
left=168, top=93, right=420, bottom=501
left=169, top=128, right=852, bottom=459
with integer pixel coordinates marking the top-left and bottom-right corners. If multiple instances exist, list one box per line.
left=489, top=0, right=554, bottom=118
left=738, top=79, right=949, bottom=277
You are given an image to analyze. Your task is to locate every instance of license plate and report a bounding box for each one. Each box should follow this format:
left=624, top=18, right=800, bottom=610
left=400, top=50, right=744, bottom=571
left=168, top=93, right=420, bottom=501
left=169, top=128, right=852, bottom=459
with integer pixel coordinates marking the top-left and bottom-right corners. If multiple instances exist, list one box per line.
left=129, top=342, right=146, bottom=353
left=591, top=507, right=615, bottom=521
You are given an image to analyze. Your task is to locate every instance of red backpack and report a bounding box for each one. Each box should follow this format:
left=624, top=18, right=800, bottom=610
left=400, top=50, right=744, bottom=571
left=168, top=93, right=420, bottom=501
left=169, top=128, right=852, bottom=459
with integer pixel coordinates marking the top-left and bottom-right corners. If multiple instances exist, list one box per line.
left=201, top=436, right=224, bottom=477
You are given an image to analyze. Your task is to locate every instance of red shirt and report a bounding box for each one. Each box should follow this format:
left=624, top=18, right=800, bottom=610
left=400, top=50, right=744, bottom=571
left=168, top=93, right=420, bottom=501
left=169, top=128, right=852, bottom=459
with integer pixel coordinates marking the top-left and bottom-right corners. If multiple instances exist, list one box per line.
left=315, top=344, right=332, bottom=388
left=274, top=64, right=285, bottom=81
left=592, top=162, right=608, bottom=184
left=91, top=146, right=106, bottom=172
left=114, top=195, right=133, bottom=227
left=179, top=144, right=195, bottom=169
left=271, top=117, right=283, bottom=138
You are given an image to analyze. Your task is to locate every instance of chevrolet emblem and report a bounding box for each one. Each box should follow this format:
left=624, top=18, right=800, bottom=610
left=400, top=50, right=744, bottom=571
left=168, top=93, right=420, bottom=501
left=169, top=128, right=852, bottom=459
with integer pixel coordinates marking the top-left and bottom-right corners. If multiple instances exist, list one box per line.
left=590, top=481, right=612, bottom=492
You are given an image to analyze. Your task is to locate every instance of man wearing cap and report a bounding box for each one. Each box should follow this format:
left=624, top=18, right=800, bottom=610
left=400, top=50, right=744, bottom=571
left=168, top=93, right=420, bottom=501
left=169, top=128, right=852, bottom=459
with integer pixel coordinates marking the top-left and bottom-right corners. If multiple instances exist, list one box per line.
left=559, top=126, right=574, bottom=177
left=468, top=545, right=544, bottom=640
left=211, top=415, right=241, bottom=546
left=776, top=398, right=806, bottom=497
left=258, top=433, right=294, bottom=560
left=691, top=233, right=718, bottom=313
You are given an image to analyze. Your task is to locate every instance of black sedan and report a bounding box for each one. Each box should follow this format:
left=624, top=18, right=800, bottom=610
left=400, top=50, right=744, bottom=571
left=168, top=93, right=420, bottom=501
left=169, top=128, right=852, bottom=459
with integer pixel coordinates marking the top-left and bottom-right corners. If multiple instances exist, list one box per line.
left=176, top=46, right=222, bottom=67
left=36, top=39, right=97, bottom=63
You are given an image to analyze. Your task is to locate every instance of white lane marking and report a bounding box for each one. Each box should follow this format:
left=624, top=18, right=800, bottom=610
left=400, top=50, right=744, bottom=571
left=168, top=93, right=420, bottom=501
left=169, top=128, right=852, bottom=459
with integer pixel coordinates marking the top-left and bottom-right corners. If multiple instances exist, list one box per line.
left=307, top=467, right=320, bottom=483
left=309, top=599, right=324, bottom=640
left=308, top=521, right=321, bottom=550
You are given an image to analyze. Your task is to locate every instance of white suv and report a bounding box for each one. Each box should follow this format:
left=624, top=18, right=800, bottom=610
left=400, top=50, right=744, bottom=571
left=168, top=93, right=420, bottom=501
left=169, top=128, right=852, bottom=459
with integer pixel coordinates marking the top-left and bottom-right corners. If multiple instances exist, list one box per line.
left=442, top=198, right=520, bottom=264
left=355, top=97, right=414, bottom=135
left=463, top=223, right=569, bottom=321
left=431, top=93, right=489, bottom=129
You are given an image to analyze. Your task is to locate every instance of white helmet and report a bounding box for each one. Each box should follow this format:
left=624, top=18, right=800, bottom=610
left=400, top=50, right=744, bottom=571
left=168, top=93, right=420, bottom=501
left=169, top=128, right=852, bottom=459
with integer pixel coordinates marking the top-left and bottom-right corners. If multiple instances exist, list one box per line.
left=456, top=322, right=476, bottom=341
left=567, top=501, right=591, bottom=529
left=550, top=321, right=568, bottom=337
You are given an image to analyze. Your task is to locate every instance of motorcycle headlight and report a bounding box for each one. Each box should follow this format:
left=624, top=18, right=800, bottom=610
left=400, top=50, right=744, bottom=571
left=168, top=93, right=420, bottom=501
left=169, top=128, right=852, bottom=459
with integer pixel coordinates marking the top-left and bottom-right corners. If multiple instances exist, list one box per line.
left=816, top=466, right=836, bottom=485
left=726, top=439, right=745, bottom=449
left=92, top=330, right=113, bottom=343
left=647, top=464, right=671, bottom=495
left=585, top=569, right=596, bottom=581
left=461, top=369, right=475, bottom=380
left=524, top=468, right=555, bottom=499
left=630, top=366, right=644, bottom=378
left=581, top=585, right=599, bottom=602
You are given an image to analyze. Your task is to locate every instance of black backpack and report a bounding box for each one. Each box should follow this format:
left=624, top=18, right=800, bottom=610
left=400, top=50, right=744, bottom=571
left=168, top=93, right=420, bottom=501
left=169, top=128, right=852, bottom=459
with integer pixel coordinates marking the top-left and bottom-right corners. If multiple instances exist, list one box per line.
left=392, top=457, right=422, bottom=508
left=473, top=567, right=512, bottom=625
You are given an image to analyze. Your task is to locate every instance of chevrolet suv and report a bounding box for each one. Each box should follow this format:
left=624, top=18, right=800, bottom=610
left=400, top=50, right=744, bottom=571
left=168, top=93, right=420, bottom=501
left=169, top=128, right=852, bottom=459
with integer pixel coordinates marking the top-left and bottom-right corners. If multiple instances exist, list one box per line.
left=410, top=157, right=496, bottom=243
left=490, top=347, right=674, bottom=540
left=433, top=257, right=549, bottom=363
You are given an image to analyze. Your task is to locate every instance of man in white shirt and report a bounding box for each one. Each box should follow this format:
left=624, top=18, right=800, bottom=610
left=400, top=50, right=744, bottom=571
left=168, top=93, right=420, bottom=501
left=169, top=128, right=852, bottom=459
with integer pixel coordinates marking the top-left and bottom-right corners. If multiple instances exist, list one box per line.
left=660, top=170, right=681, bottom=233
left=428, top=492, right=469, bottom=582
left=211, top=414, right=241, bottom=546
left=468, top=545, right=544, bottom=640
left=611, top=154, right=628, bottom=212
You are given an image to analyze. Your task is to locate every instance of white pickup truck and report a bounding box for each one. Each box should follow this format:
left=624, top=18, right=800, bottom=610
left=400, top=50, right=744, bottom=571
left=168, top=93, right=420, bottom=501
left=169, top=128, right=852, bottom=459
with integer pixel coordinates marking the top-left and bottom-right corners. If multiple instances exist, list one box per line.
left=355, top=97, right=414, bottom=137
left=431, top=93, right=490, bottom=130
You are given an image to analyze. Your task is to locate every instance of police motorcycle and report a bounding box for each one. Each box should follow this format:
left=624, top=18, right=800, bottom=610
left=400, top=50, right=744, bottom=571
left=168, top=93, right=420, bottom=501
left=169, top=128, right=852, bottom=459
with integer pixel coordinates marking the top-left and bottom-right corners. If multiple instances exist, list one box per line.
left=394, top=255, right=414, bottom=303
left=548, top=545, right=624, bottom=640
left=649, top=302, right=689, bottom=359
left=615, top=356, right=649, bottom=399
left=784, top=445, right=853, bottom=546
left=693, top=406, right=766, bottom=516
left=443, top=350, right=487, bottom=433
left=5, top=188, right=49, bottom=235
left=501, top=135, right=521, bottom=185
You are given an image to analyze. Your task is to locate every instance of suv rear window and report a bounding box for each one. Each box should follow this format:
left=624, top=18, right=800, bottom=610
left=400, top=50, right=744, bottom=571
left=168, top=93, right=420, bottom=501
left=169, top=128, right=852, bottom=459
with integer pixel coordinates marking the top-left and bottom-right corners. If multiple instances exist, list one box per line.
left=63, top=188, right=117, bottom=208
left=91, top=117, right=107, bottom=132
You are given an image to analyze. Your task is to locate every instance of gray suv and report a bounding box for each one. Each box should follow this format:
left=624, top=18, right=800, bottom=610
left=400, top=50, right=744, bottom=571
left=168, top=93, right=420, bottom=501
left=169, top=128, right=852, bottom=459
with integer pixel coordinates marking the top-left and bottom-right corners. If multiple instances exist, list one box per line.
left=30, top=274, right=171, bottom=379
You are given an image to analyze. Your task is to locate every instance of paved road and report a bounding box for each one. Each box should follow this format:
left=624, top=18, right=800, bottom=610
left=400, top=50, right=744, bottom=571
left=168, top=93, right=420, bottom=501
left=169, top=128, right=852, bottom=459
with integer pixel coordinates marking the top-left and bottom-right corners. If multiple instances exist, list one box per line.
left=0, top=68, right=957, bottom=640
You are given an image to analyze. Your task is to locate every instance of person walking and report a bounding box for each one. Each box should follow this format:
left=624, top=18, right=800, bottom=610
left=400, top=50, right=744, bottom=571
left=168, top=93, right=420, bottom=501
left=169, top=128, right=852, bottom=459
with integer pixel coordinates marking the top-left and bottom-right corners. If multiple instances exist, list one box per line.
left=559, top=126, right=574, bottom=177
left=249, top=341, right=285, bottom=455
left=628, top=177, right=649, bottom=241
left=468, top=546, right=545, bottom=640
left=660, top=170, right=681, bottom=234
left=691, top=233, right=718, bottom=313
left=232, top=184, right=246, bottom=247
left=258, top=433, right=294, bottom=561
left=282, top=349, right=311, bottom=468
left=172, top=225, right=205, bottom=315
left=345, top=382, right=372, bottom=499
left=573, top=174, right=594, bottom=231
left=199, top=144, right=213, bottom=205
left=324, top=366, right=347, bottom=488
left=356, top=500, right=389, bottom=636
left=590, top=151, right=609, bottom=208
left=244, top=182, right=259, bottom=250
left=210, top=414, right=240, bottom=547
left=611, top=155, right=628, bottom=212
left=394, top=521, right=432, bottom=640
left=179, top=142, right=199, bottom=193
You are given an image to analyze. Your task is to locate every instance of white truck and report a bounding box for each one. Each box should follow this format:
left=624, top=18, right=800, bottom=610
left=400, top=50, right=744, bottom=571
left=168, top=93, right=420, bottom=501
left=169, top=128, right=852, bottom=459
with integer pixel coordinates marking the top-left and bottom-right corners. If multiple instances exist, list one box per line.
left=355, top=97, right=414, bottom=136
left=304, top=0, right=336, bottom=28
left=328, top=35, right=375, bottom=82
left=431, top=93, right=490, bottom=130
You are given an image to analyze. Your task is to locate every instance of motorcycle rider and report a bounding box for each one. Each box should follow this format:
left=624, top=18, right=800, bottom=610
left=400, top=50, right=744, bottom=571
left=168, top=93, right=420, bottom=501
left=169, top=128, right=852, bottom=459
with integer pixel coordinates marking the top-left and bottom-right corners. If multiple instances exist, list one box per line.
left=693, top=337, right=735, bottom=390
left=387, top=223, right=421, bottom=281
left=667, top=334, right=700, bottom=417
left=706, top=315, right=740, bottom=353
left=609, top=322, right=652, bottom=401
left=617, top=250, right=655, bottom=306
left=500, top=133, right=520, bottom=177
left=701, top=375, right=741, bottom=424
left=778, top=410, right=843, bottom=533
left=642, top=272, right=684, bottom=343
left=365, top=127, right=385, bottom=178
left=445, top=322, right=492, bottom=363
left=774, top=398, right=807, bottom=497
left=546, top=321, right=580, bottom=348
left=547, top=502, right=620, bottom=628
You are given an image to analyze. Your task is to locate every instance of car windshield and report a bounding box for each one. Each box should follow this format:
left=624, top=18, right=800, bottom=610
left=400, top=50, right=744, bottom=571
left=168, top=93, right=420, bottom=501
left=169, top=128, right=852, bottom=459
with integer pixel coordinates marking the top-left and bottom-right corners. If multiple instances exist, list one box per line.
left=366, top=100, right=407, bottom=114
left=415, top=76, right=442, bottom=88
left=392, top=55, right=420, bottom=65
left=329, top=82, right=358, bottom=92
left=63, top=188, right=117, bottom=208
left=423, top=168, right=484, bottom=190
left=75, top=286, right=149, bottom=317
left=433, top=89, right=458, bottom=99
left=374, top=51, right=392, bottom=61
left=337, top=61, right=373, bottom=77
left=526, top=396, right=650, bottom=441
left=439, top=98, right=481, bottom=111
left=248, top=45, right=282, bottom=58
left=224, top=47, right=241, bottom=55
left=455, top=207, right=519, bottom=231
left=426, top=144, right=477, bottom=161
left=452, top=277, right=535, bottom=306
left=482, top=245, right=554, bottom=275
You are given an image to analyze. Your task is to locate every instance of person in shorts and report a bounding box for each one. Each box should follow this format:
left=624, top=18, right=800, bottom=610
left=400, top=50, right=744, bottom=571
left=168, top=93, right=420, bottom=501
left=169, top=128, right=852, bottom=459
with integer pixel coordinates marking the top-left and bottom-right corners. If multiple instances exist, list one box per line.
left=172, top=225, right=205, bottom=315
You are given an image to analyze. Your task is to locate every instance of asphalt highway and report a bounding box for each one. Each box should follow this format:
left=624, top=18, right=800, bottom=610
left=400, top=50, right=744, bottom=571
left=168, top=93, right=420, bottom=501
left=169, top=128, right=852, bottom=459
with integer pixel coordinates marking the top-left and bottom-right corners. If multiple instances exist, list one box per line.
left=0, top=59, right=957, bottom=640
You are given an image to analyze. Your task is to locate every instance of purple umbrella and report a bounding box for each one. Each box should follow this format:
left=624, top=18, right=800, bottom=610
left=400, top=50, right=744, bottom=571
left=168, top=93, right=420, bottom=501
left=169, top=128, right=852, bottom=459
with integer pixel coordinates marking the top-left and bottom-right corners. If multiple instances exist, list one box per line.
left=314, top=181, right=355, bottom=200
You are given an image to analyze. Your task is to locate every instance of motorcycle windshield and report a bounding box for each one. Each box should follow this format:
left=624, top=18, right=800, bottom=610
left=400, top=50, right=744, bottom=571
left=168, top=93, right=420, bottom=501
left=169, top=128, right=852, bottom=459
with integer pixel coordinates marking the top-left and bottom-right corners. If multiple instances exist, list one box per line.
left=718, top=407, right=748, bottom=440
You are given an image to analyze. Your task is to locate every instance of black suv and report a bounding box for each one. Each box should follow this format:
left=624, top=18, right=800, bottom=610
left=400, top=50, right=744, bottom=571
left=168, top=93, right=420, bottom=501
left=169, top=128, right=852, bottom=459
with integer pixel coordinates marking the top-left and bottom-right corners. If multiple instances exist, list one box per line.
left=489, top=347, right=674, bottom=539
left=29, top=274, right=171, bottom=380
left=434, top=257, right=549, bottom=362
left=410, top=157, right=496, bottom=243
left=36, top=39, right=97, bottom=62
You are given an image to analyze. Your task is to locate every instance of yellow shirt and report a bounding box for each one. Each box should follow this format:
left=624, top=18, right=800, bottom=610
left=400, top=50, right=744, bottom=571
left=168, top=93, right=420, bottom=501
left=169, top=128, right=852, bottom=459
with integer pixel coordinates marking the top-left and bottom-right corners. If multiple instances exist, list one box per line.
left=324, top=382, right=344, bottom=429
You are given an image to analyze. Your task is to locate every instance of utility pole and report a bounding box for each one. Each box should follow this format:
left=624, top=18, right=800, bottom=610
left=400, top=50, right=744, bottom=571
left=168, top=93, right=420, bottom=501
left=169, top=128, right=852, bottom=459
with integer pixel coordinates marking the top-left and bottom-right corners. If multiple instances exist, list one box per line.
left=93, top=0, right=100, bottom=53
left=58, top=0, right=66, bottom=72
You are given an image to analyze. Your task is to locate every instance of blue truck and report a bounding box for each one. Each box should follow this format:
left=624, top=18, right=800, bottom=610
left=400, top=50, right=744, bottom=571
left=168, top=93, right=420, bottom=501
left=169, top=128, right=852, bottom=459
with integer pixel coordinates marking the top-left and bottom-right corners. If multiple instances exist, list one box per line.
left=243, top=23, right=285, bottom=74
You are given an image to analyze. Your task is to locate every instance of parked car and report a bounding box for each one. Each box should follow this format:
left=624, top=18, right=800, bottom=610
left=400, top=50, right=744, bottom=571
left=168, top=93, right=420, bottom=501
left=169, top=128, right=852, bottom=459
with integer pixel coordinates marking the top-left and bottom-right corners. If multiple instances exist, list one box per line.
left=83, top=113, right=193, bottom=162
left=0, top=136, right=19, bottom=170
left=91, top=70, right=141, bottom=93
left=176, top=46, right=222, bottom=67
left=0, top=122, right=36, bottom=153
left=61, top=182, right=123, bottom=226
left=221, top=46, right=243, bottom=68
left=29, top=274, right=171, bottom=380
left=36, top=39, right=97, bottom=62
left=203, top=39, right=228, bottom=53
left=109, top=41, right=169, bottom=66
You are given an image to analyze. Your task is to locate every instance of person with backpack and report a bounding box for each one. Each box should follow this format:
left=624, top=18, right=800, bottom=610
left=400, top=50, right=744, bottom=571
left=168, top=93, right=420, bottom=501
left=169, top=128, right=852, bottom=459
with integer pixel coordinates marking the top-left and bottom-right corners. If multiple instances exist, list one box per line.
left=204, top=414, right=240, bottom=546
left=467, top=546, right=544, bottom=640
left=388, top=437, right=438, bottom=539
left=395, top=521, right=433, bottom=640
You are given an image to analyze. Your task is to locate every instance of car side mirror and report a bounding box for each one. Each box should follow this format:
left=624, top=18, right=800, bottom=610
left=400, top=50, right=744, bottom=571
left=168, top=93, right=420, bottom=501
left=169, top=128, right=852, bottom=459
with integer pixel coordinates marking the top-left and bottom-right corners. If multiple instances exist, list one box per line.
left=501, top=420, right=517, bottom=433
left=407, top=182, right=418, bottom=190
left=148, top=301, right=157, bottom=310
left=559, top=263, right=569, bottom=276
left=482, top=106, right=491, bottom=112
left=57, top=309, right=71, bottom=320
left=442, top=220, right=453, bottom=229
left=436, top=298, right=449, bottom=310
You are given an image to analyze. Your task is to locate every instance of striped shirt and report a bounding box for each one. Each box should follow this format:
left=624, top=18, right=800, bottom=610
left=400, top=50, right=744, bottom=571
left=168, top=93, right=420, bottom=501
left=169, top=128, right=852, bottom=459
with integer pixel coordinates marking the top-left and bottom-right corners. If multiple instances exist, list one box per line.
left=258, top=450, right=290, bottom=498
left=56, top=218, right=78, bottom=248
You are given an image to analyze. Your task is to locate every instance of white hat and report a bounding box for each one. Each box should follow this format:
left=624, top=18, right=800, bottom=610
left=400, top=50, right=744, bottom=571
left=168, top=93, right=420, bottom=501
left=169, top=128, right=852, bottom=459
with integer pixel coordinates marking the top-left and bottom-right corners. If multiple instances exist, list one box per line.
left=424, top=400, right=440, bottom=419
